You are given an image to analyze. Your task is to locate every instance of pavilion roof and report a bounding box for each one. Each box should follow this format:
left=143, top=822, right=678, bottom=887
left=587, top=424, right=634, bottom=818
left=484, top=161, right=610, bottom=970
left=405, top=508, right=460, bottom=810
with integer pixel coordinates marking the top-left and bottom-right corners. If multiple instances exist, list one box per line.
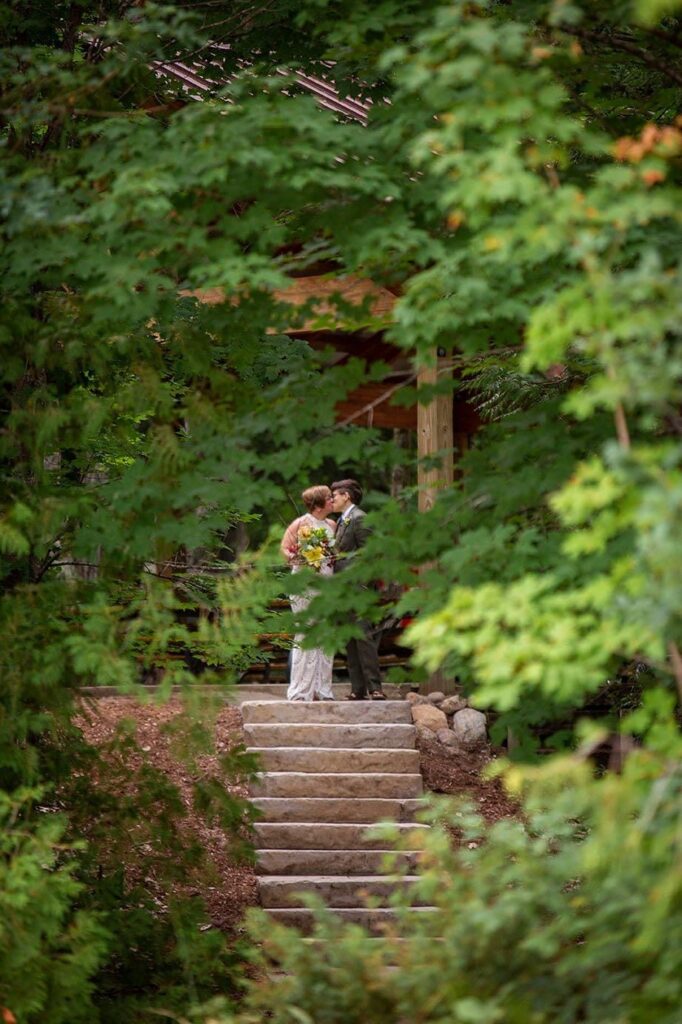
left=153, top=53, right=371, bottom=123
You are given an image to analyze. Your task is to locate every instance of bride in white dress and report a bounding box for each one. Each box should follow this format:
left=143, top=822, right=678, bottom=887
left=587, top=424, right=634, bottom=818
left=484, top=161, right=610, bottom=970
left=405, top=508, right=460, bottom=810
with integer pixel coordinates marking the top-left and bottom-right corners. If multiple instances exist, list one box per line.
left=280, top=485, right=336, bottom=701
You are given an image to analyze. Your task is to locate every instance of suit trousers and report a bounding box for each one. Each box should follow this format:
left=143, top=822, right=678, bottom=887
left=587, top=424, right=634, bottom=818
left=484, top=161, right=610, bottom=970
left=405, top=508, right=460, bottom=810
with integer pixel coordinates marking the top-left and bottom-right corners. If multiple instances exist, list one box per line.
left=346, top=619, right=382, bottom=697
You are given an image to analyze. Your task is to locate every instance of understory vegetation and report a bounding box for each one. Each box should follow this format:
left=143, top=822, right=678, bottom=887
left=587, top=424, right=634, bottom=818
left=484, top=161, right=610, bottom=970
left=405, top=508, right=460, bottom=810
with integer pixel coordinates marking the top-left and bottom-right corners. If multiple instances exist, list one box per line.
left=1, top=0, right=681, bottom=1020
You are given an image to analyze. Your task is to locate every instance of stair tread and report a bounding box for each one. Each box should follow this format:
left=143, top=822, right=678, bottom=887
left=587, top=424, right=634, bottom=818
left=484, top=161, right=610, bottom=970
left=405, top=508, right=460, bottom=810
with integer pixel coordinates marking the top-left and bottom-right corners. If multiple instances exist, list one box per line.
left=248, top=745, right=419, bottom=757
left=242, top=700, right=413, bottom=725
left=244, top=723, right=416, bottom=749
left=254, top=821, right=428, bottom=850
left=259, top=874, right=421, bottom=883
left=252, top=797, right=424, bottom=822
left=255, top=771, right=422, bottom=777
left=267, top=906, right=435, bottom=913
left=255, top=822, right=426, bottom=828
left=254, top=843, right=413, bottom=851
left=249, top=748, right=420, bottom=772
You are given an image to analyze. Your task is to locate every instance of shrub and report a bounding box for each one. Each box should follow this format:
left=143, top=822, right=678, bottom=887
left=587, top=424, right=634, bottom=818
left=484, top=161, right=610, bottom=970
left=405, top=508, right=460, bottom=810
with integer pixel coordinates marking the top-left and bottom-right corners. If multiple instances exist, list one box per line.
left=0, top=789, right=107, bottom=1024
left=226, top=740, right=682, bottom=1024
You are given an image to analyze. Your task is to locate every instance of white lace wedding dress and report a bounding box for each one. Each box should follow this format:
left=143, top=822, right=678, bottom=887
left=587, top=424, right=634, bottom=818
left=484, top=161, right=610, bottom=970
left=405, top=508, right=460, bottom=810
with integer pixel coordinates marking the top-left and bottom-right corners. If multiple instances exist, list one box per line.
left=286, top=514, right=335, bottom=702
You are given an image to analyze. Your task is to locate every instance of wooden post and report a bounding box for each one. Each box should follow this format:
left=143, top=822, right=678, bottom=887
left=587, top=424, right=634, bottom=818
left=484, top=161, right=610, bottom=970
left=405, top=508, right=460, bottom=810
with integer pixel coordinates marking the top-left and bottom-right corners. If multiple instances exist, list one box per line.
left=417, top=357, right=454, bottom=512
left=417, top=355, right=455, bottom=694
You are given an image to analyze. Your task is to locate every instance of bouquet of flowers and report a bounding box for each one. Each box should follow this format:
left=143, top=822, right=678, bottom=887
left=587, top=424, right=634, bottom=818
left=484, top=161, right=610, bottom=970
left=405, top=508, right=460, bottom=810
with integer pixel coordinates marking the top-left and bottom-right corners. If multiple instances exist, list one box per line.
left=294, top=523, right=335, bottom=571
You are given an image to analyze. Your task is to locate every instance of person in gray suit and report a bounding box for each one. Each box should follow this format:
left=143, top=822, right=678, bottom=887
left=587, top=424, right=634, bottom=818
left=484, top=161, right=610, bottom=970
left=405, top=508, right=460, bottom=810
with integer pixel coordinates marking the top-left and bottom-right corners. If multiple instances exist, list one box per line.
left=330, top=478, right=386, bottom=701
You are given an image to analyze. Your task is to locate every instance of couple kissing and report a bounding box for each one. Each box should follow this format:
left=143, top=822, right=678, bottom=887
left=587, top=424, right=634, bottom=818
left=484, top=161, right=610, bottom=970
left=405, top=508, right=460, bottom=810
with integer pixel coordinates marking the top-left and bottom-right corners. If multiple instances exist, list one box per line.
left=280, top=478, right=385, bottom=704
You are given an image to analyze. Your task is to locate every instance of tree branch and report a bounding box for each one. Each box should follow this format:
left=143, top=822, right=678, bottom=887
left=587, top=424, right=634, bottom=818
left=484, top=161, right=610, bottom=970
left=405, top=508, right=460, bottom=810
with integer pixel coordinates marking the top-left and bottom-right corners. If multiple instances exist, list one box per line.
left=640, top=24, right=682, bottom=53
left=606, top=365, right=631, bottom=451
left=562, top=25, right=682, bottom=89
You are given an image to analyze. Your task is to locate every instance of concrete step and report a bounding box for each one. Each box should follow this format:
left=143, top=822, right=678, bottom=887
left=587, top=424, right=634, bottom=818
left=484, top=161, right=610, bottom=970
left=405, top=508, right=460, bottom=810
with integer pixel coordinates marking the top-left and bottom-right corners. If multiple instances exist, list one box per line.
left=263, top=906, right=435, bottom=934
left=252, top=797, right=424, bottom=823
left=248, top=747, right=420, bottom=774
left=255, top=822, right=428, bottom=851
left=241, top=700, right=412, bottom=725
left=258, top=874, right=424, bottom=909
left=256, top=848, right=419, bottom=876
left=244, top=722, right=416, bottom=749
left=250, top=772, right=423, bottom=799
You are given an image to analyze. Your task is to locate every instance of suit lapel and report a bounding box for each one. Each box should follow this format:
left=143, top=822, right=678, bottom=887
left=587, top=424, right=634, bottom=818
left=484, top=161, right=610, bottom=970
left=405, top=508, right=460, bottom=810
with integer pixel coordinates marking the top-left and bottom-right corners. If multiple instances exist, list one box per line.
left=338, top=509, right=356, bottom=547
left=336, top=516, right=348, bottom=546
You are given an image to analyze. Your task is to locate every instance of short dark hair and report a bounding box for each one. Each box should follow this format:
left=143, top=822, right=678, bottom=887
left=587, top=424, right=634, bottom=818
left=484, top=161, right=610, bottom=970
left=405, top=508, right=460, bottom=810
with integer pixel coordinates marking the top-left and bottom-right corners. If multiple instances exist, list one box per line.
left=331, top=478, right=363, bottom=504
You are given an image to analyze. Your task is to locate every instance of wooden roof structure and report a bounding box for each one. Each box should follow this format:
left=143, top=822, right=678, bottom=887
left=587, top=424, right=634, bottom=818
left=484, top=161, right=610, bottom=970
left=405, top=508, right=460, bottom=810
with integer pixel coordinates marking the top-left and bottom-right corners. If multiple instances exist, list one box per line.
left=190, top=273, right=481, bottom=434
left=153, top=54, right=372, bottom=123
left=164, top=59, right=479, bottom=441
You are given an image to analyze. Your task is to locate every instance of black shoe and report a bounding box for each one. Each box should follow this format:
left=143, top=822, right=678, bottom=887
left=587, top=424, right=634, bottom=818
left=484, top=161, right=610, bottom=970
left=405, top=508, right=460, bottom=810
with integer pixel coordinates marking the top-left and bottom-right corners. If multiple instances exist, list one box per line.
left=370, top=691, right=386, bottom=701
left=345, top=693, right=366, bottom=701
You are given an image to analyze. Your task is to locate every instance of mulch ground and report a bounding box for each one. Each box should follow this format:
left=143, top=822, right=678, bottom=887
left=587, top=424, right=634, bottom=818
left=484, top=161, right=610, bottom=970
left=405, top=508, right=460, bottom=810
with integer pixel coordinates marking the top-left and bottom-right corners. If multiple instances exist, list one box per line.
left=418, top=741, right=519, bottom=824
left=76, top=696, right=257, bottom=932
left=77, top=696, right=518, bottom=931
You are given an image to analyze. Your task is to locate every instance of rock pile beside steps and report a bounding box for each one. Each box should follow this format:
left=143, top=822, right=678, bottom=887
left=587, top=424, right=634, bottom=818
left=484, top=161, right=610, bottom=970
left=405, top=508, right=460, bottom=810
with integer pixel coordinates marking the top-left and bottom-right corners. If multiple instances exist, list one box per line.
left=407, top=691, right=488, bottom=753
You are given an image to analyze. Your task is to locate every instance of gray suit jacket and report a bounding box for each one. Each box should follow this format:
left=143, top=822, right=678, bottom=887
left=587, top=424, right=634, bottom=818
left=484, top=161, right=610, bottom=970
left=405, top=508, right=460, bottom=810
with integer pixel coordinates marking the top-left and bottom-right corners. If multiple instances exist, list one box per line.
left=333, top=506, right=370, bottom=572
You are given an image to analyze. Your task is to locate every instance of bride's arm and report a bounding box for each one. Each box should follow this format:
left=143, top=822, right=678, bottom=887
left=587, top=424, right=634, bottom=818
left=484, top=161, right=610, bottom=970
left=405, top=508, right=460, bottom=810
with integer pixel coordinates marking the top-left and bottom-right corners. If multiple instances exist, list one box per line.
left=325, top=517, right=337, bottom=533
left=280, top=517, right=302, bottom=562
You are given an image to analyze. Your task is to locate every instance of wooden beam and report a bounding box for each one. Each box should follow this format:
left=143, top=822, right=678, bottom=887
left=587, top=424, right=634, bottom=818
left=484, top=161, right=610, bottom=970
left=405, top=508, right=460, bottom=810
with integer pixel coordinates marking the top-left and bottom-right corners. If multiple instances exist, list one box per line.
left=274, top=275, right=395, bottom=331
left=186, top=274, right=396, bottom=333
left=335, top=381, right=415, bottom=430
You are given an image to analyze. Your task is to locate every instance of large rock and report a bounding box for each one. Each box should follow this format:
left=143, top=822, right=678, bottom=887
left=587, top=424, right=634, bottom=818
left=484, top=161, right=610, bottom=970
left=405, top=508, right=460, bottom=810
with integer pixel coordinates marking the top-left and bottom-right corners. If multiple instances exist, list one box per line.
left=441, top=694, right=468, bottom=715
left=415, top=724, right=437, bottom=746
left=427, top=691, right=446, bottom=705
left=411, top=703, right=448, bottom=734
left=436, top=728, right=460, bottom=749
left=406, top=691, right=428, bottom=705
left=451, top=708, right=487, bottom=750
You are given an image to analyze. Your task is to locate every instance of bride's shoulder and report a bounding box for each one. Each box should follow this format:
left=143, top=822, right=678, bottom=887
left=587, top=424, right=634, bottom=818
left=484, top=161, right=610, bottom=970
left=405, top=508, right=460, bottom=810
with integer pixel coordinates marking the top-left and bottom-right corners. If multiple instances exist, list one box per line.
left=324, top=517, right=336, bottom=532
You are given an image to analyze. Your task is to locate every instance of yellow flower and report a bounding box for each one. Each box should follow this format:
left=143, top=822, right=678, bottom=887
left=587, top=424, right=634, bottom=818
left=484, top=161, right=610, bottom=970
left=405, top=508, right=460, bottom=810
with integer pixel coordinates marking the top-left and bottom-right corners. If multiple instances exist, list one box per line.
left=298, top=526, right=312, bottom=539
left=303, top=545, right=324, bottom=568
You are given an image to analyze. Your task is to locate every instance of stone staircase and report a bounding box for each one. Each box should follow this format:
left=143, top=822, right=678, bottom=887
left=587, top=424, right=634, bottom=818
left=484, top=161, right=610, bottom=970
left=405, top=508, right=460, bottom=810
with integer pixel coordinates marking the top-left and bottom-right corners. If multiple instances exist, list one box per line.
left=243, top=698, right=430, bottom=933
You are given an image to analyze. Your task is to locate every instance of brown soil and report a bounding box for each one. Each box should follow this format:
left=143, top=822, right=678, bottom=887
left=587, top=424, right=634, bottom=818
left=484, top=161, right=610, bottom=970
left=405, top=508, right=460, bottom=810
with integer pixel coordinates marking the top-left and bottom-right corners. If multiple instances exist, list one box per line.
left=77, top=696, right=517, bottom=930
left=418, top=739, right=519, bottom=825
